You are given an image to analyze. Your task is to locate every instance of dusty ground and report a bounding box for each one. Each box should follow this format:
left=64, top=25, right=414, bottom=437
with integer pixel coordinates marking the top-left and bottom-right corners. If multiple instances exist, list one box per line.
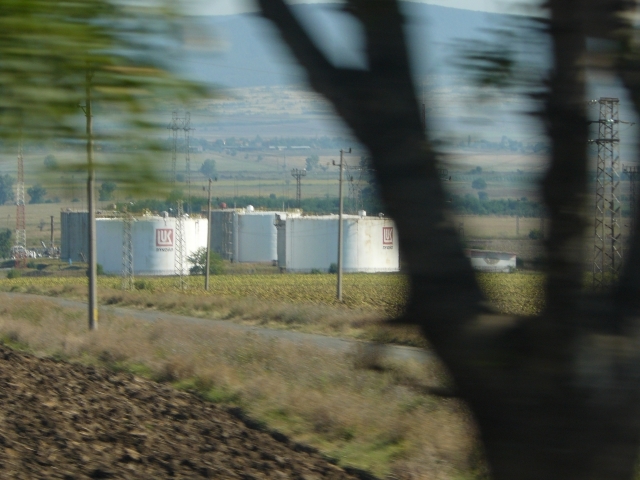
left=0, top=345, right=371, bottom=479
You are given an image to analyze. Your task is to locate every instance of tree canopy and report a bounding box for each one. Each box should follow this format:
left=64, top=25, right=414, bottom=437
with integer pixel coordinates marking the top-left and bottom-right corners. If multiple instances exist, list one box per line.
left=0, top=0, right=205, bottom=193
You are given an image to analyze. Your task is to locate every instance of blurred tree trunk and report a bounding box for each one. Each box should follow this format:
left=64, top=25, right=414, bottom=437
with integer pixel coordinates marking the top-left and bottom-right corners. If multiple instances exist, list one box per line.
left=258, top=0, right=640, bottom=478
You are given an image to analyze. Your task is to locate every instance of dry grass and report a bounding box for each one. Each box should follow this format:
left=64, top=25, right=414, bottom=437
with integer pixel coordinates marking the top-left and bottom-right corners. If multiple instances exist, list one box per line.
left=0, top=274, right=426, bottom=347
left=0, top=297, right=481, bottom=479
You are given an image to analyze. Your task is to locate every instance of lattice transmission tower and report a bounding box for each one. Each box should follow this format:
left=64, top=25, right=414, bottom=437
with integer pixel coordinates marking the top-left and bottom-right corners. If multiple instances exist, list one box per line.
left=15, top=139, right=26, bottom=267
left=168, top=111, right=182, bottom=184
left=184, top=112, right=193, bottom=214
left=593, top=97, right=623, bottom=289
left=121, top=214, right=134, bottom=290
left=174, top=200, right=186, bottom=290
left=291, top=168, right=306, bottom=209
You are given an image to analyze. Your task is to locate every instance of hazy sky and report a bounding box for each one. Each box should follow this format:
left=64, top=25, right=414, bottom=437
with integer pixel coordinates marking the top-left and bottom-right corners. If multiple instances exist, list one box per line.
left=188, top=0, right=537, bottom=16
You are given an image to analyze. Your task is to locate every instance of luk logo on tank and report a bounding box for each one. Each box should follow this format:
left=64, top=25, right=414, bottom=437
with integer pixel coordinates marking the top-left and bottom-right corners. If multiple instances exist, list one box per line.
left=156, top=228, right=174, bottom=250
left=383, top=227, right=394, bottom=249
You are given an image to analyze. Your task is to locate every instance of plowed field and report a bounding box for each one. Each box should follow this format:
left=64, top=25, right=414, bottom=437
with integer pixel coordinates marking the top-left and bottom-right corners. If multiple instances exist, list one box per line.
left=0, top=345, right=369, bottom=479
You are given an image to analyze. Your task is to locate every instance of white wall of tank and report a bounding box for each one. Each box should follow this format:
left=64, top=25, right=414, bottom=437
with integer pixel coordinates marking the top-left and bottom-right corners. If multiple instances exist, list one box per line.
left=97, top=216, right=207, bottom=275
left=210, top=209, right=298, bottom=263
left=66, top=215, right=206, bottom=275
left=276, top=215, right=399, bottom=273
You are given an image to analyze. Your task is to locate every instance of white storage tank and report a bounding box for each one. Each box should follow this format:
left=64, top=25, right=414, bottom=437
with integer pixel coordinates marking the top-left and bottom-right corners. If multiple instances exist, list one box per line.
left=96, top=215, right=208, bottom=275
left=276, top=215, right=399, bottom=273
left=210, top=209, right=300, bottom=263
left=237, top=212, right=281, bottom=263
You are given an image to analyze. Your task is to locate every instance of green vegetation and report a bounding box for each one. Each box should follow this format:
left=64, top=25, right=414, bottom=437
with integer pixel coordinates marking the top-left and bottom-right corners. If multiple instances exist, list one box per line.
left=43, top=154, right=58, bottom=170
left=98, top=181, right=116, bottom=201
left=451, top=194, right=544, bottom=217
left=187, top=248, right=224, bottom=275
left=27, top=184, right=47, bottom=204
left=199, top=159, right=217, bottom=178
left=472, top=177, right=487, bottom=190
left=0, top=175, right=15, bottom=205
left=0, top=229, right=11, bottom=259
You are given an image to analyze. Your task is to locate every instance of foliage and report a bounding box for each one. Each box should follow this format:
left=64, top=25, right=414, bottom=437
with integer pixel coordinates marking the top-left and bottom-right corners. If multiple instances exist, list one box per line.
left=528, top=228, right=543, bottom=240
left=166, top=189, right=185, bottom=205
left=478, top=191, right=488, bottom=201
left=98, top=181, right=116, bottom=201
left=305, top=154, right=319, bottom=171
left=0, top=229, right=11, bottom=259
left=472, top=178, right=487, bottom=190
left=199, top=159, right=217, bottom=179
left=187, top=248, right=224, bottom=275
left=43, top=155, right=58, bottom=170
left=329, top=263, right=338, bottom=274
left=27, top=184, right=47, bottom=204
left=6, top=269, right=21, bottom=279
left=0, top=174, right=15, bottom=205
left=0, top=0, right=205, bottom=196
left=450, top=194, right=543, bottom=217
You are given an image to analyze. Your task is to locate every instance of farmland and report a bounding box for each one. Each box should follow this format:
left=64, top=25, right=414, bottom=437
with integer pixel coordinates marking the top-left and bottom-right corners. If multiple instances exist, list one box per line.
left=0, top=271, right=545, bottom=321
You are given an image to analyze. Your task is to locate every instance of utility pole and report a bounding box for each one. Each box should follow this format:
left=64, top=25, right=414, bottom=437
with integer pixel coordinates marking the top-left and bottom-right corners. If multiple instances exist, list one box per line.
left=50, top=216, right=54, bottom=250
left=624, top=165, right=639, bottom=236
left=291, top=168, right=306, bottom=209
left=333, top=148, right=350, bottom=301
left=592, top=97, right=623, bottom=289
left=205, top=178, right=212, bottom=291
left=122, top=213, right=134, bottom=291
left=15, top=138, right=26, bottom=267
left=84, top=68, right=98, bottom=330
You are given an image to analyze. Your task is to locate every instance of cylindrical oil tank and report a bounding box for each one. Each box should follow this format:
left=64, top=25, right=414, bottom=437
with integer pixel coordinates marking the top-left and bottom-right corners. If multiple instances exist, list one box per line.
left=210, top=209, right=298, bottom=263
left=276, top=215, right=399, bottom=272
left=96, top=216, right=208, bottom=275
left=237, top=212, right=280, bottom=263
left=60, top=211, right=89, bottom=262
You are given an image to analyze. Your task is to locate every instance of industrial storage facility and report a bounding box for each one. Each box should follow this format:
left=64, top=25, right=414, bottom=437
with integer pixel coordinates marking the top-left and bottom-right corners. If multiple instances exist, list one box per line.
left=61, top=211, right=208, bottom=275
left=275, top=213, right=399, bottom=273
left=209, top=208, right=299, bottom=263
left=61, top=211, right=90, bottom=262
left=464, top=249, right=516, bottom=273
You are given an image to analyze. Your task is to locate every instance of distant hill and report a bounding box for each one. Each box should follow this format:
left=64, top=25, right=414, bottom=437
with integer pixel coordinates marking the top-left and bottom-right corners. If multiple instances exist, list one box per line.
left=182, top=3, right=517, bottom=88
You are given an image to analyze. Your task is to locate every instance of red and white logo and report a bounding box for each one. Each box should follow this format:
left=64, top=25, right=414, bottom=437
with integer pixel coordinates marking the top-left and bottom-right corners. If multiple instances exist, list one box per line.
left=383, top=227, right=394, bottom=245
left=156, top=228, right=174, bottom=247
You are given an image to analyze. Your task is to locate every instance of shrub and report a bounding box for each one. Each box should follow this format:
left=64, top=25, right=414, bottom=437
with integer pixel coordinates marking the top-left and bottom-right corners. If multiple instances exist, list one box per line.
left=187, top=248, right=224, bottom=275
left=529, top=229, right=543, bottom=240
left=310, top=268, right=323, bottom=274
left=85, top=263, right=105, bottom=277
left=7, top=269, right=21, bottom=279
left=328, top=263, right=338, bottom=274
left=471, top=178, right=487, bottom=190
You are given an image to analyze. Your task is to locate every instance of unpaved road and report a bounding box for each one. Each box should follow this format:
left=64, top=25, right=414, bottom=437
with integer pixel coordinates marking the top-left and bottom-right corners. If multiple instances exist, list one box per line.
left=0, top=345, right=372, bottom=479
left=0, top=292, right=431, bottom=364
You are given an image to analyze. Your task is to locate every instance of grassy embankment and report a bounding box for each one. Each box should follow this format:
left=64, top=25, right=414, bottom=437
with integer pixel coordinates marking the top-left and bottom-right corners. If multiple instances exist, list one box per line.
left=0, top=271, right=545, bottom=478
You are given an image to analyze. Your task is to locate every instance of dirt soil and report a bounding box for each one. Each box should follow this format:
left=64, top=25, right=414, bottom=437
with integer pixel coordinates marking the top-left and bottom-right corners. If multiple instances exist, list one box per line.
left=0, top=346, right=370, bottom=479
